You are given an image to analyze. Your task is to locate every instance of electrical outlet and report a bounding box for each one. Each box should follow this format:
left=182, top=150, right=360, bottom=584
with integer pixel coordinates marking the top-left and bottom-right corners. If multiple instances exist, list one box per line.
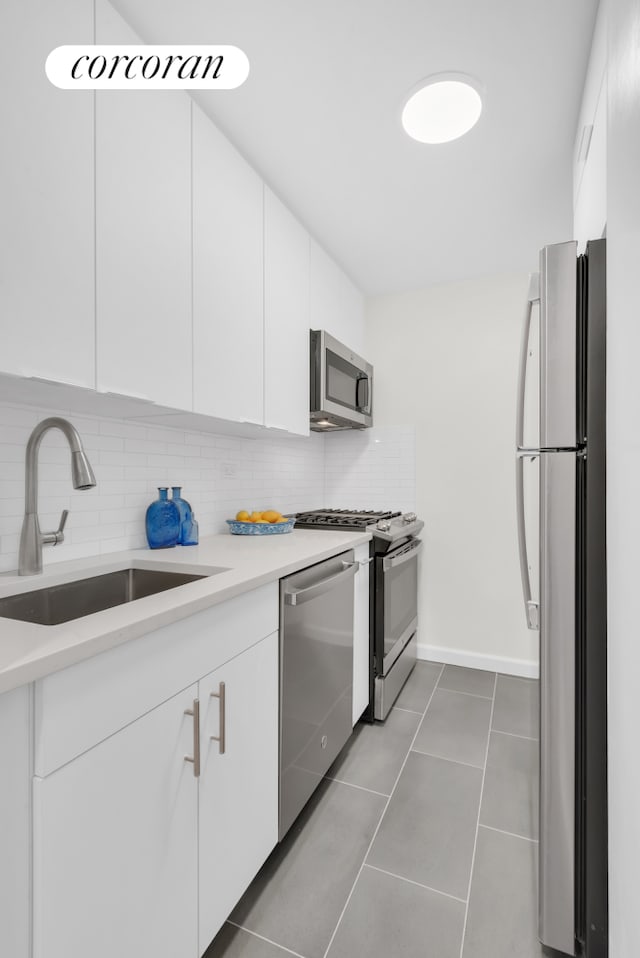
left=221, top=462, right=237, bottom=479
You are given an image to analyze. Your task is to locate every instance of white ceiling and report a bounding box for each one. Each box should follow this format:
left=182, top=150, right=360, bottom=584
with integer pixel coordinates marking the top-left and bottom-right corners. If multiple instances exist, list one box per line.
left=115, top=0, right=598, bottom=296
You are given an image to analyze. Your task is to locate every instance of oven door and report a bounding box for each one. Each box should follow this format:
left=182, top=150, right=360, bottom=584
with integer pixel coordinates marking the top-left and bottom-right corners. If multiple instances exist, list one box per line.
left=375, top=538, right=422, bottom=675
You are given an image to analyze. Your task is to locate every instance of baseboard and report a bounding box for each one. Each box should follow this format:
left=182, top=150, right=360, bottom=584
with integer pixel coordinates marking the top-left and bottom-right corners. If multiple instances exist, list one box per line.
left=416, top=642, right=539, bottom=680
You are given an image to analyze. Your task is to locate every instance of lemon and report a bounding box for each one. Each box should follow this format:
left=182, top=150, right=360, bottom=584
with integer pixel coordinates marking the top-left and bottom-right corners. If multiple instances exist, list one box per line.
left=249, top=511, right=263, bottom=522
left=263, top=509, right=281, bottom=524
left=254, top=518, right=269, bottom=524
left=236, top=510, right=250, bottom=522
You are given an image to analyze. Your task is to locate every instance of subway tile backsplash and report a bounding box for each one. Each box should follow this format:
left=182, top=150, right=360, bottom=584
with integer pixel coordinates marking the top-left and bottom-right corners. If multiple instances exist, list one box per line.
left=0, top=402, right=415, bottom=573
left=324, top=426, right=416, bottom=513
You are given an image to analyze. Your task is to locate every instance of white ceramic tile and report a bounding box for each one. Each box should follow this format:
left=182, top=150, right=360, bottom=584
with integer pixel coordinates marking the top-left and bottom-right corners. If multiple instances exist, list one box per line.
left=324, top=426, right=416, bottom=513
left=0, top=401, right=414, bottom=571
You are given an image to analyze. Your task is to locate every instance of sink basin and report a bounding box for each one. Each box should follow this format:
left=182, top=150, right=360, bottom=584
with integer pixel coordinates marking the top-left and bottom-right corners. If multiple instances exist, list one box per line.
left=0, top=567, right=219, bottom=626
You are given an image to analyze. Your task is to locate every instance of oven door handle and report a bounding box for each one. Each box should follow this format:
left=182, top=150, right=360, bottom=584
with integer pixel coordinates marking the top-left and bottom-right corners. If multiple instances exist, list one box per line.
left=284, top=561, right=357, bottom=606
left=382, top=539, right=422, bottom=572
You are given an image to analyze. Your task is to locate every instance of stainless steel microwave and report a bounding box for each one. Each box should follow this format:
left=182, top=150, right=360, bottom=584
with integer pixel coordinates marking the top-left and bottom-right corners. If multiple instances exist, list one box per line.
left=310, top=330, right=373, bottom=431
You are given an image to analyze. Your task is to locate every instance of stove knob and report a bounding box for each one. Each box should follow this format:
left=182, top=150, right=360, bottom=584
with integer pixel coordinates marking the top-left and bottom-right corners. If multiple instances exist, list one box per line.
left=402, top=512, right=417, bottom=523
left=377, top=519, right=391, bottom=532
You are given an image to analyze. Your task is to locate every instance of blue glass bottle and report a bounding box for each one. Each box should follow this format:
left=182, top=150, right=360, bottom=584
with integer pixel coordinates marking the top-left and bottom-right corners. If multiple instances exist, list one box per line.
left=145, top=488, right=180, bottom=549
left=182, top=511, right=199, bottom=546
left=171, top=486, right=193, bottom=545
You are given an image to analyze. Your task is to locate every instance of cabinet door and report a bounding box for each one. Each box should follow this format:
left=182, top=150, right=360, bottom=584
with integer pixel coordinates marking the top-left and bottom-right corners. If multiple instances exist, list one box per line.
left=573, top=82, right=607, bottom=250
left=353, top=542, right=371, bottom=724
left=198, top=632, right=278, bottom=951
left=309, top=239, right=365, bottom=357
left=192, top=103, right=264, bottom=425
left=33, top=685, right=199, bottom=958
left=0, top=687, right=31, bottom=958
left=0, top=0, right=94, bottom=387
left=95, top=0, right=192, bottom=410
left=264, top=188, right=310, bottom=436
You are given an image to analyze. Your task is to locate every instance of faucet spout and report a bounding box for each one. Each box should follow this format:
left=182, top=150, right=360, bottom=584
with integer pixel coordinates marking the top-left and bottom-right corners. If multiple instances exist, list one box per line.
left=19, top=417, right=97, bottom=575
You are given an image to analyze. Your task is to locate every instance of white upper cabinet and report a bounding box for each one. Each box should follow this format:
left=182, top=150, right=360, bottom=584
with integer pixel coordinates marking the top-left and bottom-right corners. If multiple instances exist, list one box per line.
left=309, top=240, right=365, bottom=357
left=264, top=188, right=310, bottom=436
left=574, top=80, right=607, bottom=251
left=192, top=103, right=264, bottom=425
left=95, top=0, right=192, bottom=410
left=573, top=1, right=607, bottom=251
left=0, top=0, right=94, bottom=388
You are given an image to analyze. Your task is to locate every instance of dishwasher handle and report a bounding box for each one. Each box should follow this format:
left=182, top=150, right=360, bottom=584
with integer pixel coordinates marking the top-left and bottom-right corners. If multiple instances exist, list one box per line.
left=284, top=561, right=357, bottom=606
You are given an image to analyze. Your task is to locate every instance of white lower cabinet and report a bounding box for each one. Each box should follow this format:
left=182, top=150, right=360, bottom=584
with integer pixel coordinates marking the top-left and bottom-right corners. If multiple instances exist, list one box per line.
left=0, top=687, right=31, bottom=958
left=198, top=632, right=279, bottom=950
left=352, top=542, right=371, bottom=724
left=33, top=685, right=199, bottom=958
left=32, top=620, right=279, bottom=958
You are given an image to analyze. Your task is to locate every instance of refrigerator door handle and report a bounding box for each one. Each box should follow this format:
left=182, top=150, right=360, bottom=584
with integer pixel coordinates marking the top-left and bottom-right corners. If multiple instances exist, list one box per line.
left=516, top=273, right=540, bottom=449
left=516, top=451, right=539, bottom=630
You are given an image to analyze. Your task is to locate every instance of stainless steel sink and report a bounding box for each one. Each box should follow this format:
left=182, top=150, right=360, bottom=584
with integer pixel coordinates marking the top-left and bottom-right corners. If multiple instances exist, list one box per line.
left=0, top=567, right=220, bottom=626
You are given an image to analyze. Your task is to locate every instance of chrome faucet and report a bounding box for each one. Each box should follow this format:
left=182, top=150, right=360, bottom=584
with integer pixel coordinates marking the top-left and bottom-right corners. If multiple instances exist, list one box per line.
left=18, top=417, right=97, bottom=575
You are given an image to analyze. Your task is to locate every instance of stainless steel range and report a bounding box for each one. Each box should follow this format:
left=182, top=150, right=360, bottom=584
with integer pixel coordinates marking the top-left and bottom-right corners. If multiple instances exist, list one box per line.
left=294, top=509, right=424, bottom=720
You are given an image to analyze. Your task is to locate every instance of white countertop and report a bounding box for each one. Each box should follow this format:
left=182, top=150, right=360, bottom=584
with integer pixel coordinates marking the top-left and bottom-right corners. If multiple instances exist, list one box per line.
left=0, top=529, right=370, bottom=694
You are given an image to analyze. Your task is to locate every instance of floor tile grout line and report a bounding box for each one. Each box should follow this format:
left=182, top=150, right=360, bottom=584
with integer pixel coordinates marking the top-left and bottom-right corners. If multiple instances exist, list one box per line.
left=364, top=863, right=468, bottom=905
left=225, top=920, right=309, bottom=958
left=320, top=662, right=446, bottom=958
left=457, top=670, right=498, bottom=958
left=393, top=706, right=424, bottom=715
left=436, top=687, right=494, bottom=701
left=410, top=746, right=484, bottom=770
left=479, top=823, right=539, bottom=844
left=323, top=775, right=389, bottom=799
left=491, top=728, right=538, bottom=742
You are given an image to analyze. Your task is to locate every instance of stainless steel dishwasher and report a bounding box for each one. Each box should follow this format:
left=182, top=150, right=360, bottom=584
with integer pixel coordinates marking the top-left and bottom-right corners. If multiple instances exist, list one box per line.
left=279, top=550, right=356, bottom=840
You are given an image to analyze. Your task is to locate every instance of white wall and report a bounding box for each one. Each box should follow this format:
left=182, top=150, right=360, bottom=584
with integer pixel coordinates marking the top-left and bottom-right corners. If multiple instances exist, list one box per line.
left=606, top=0, right=640, bottom=951
left=366, top=273, right=538, bottom=677
left=0, top=402, right=325, bottom=573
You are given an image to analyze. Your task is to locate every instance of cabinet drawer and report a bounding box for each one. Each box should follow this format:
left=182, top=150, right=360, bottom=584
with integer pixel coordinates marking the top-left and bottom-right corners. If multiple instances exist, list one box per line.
left=34, top=582, right=278, bottom=776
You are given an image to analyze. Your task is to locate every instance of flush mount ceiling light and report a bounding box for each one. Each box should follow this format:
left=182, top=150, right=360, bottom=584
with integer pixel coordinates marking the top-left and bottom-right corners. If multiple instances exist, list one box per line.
left=401, top=73, right=483, bottom=144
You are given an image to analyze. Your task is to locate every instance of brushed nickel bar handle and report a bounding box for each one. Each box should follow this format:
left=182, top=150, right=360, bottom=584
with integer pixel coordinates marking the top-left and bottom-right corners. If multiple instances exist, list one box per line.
left=210, top=682, right=226, bottom=754
left=284, top=561, right=357, bottom=606
left=184, top=698, right=200, bottom=777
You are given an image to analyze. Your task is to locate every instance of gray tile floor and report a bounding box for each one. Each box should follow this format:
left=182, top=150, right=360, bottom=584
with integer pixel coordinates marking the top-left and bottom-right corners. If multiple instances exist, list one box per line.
left=204, top=662, right=544, bottom=958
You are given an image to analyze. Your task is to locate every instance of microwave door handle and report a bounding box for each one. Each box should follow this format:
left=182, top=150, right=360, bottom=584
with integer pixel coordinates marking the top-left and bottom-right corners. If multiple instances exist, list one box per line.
left=516, top=273, right=540, bottom=449
left=516, top=452, right=539, bottom=630
left=356, top=375, right=369, bottom=412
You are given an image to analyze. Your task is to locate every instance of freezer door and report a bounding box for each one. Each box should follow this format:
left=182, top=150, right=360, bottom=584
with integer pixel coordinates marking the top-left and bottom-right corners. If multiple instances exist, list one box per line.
left=539, top=242, right=578, bottom=449
left=539, top=451, right=576, bottom=956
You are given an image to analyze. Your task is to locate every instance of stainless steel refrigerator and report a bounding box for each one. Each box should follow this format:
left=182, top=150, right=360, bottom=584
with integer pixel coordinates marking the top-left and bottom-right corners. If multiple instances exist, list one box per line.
left=516, top=239, right=607, bottom=957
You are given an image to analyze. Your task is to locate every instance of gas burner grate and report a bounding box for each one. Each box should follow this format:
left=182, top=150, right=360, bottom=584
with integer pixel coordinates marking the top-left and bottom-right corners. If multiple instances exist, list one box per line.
left=294, top=508, right=401, bottom=531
